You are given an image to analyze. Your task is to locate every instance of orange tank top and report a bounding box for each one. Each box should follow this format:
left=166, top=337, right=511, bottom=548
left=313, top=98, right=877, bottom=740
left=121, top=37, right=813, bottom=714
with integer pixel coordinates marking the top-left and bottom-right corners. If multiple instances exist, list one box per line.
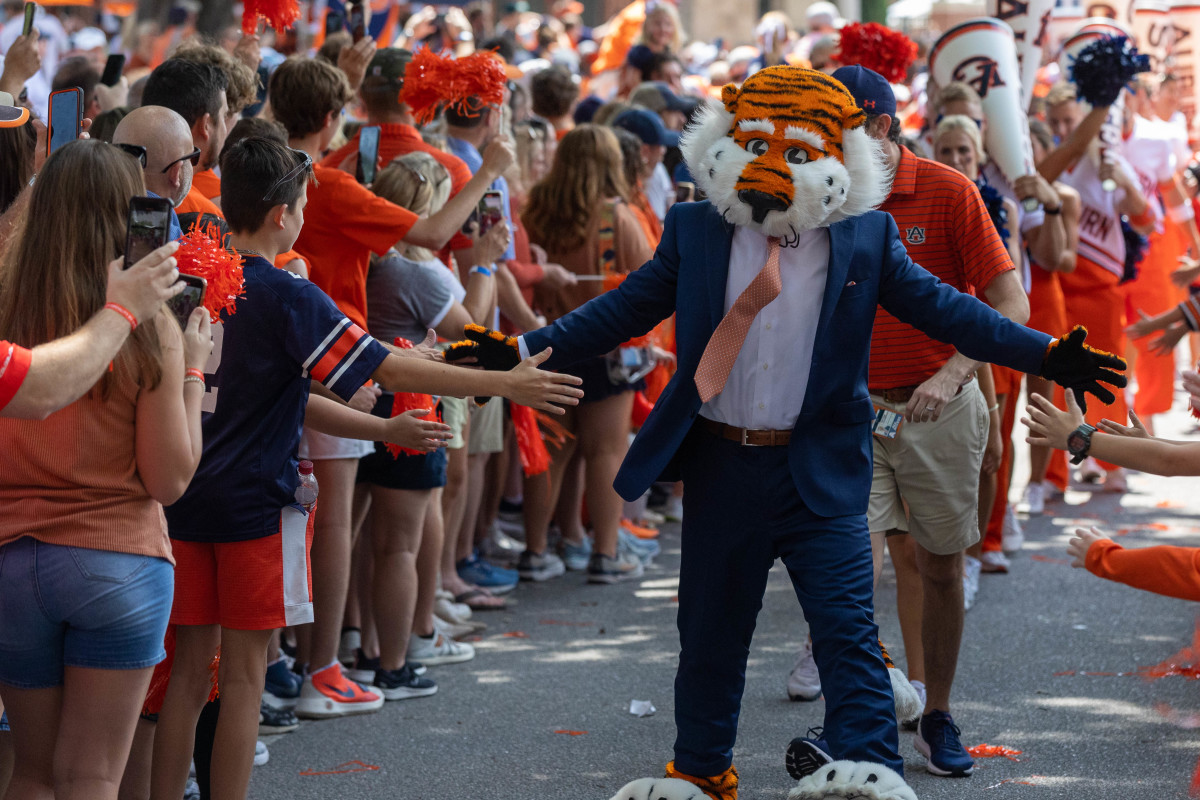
left=0, top=372, right=172, bottom=562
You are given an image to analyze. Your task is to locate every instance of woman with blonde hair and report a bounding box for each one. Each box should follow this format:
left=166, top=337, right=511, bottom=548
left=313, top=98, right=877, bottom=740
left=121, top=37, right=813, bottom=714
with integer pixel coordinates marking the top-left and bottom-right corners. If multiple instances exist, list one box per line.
left=520, top=124, right=653, bottom=584
left=0, top=139, right=210, bottom=800
left=637, top=2, right=684, bottom=55
left=350, top=152, right=509, bottom=692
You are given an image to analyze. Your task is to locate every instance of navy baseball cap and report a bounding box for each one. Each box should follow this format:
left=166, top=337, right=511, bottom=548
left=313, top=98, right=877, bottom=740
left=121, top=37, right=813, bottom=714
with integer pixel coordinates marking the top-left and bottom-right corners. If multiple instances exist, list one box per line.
left=574, top=95, right=603, bottom=124
left=831, top=65, right=896, bottom=118
left=629, top=81, right=692, bottom=113
left=612, top=108, right=680, bottom=147
left=625, top=44, right=656, bottom=73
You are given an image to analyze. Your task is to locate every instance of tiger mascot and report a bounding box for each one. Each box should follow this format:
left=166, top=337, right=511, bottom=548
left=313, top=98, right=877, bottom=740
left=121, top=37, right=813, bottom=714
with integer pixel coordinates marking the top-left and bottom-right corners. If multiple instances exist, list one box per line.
left=607, top=66, right=919, bottom=800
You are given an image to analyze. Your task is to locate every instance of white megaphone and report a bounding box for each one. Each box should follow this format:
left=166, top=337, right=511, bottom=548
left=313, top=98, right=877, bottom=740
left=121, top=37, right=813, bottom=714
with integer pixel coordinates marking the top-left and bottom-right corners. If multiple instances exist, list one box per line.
left=988, top=0, right=1054, bottom=112
left=1059, top=19, right=1132, bottom=191
left=930, top=18, right=1041, bottom=210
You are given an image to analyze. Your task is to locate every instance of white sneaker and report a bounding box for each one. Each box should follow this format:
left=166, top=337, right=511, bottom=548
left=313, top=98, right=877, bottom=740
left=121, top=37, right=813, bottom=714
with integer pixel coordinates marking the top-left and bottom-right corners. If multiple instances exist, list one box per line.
left=338, top=627, right=361, bottom=667
left=1103, top=468, right=1128, bottom=494
left=407, top=631, right=476, bottom=665
left=662, top=495, right=684, bottom=522
left=1019, top=482, right=1044, bottom=516
left=963, top=555, right=981, bottom=611
left=1001, top=505, right=1024, bottom=554
left=432, top=613, right=485, bottom=640
left=787, top=639, right=822, bottom=701
left=980, top=550, right=1010, bottom=573
left=1077, top=456, right=1104, bottom=484
left=253, top=740, right=269, bottom=767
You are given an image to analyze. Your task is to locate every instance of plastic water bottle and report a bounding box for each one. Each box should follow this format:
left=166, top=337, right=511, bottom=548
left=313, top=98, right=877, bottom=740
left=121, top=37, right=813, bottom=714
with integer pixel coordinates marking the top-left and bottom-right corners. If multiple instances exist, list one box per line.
left=295, top=460, right=318, bottom=513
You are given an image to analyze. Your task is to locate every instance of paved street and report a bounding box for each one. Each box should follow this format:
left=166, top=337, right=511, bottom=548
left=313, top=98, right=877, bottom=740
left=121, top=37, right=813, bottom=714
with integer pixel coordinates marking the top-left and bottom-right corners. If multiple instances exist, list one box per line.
left=251, top=391, right=1200, bottom=800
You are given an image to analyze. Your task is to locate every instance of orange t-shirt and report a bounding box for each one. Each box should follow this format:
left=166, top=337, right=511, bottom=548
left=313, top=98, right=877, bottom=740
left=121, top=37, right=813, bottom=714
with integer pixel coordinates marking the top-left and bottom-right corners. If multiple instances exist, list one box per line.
left=869, top=148, right=1015, bottom=390
left=1087, top=539, right=1200, bottom=602
left=191, top=168, right=221, bottom=201
left=175, top=184, right=223, bottom=221
left=293, top=164, right=418, bottom=329
left=321, top=122, right=474, bottom=254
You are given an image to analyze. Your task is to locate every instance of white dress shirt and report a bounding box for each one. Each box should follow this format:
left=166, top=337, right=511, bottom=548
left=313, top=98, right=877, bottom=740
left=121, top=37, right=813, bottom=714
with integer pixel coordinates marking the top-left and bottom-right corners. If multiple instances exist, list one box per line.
left=700, top=226, right=830, bottom=430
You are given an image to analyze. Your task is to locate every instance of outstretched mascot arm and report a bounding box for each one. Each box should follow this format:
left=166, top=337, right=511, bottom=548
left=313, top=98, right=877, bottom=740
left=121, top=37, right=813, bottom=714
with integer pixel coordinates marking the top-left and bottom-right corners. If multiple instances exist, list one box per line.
left=874, top=213, right=1126, bottom=409
left=520, top=205, right=684, bottom=371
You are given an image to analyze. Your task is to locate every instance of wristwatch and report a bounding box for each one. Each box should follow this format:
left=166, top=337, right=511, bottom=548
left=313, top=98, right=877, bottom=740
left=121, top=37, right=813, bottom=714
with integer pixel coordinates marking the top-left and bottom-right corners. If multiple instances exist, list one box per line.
left=1067, top=423, right=1097, bottom=465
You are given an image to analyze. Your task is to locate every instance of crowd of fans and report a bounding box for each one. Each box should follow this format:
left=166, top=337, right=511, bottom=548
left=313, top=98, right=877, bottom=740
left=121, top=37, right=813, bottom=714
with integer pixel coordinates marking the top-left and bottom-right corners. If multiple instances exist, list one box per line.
left=1, top=0, right=1200, bottom=797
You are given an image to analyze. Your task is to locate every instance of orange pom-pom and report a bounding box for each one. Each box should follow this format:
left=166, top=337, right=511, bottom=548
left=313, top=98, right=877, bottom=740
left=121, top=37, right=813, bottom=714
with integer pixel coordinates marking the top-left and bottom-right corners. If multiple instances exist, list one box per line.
left=385, top=338, right=443, bottom=458
left=176, top=224, right=245, bottom=322
left=242, top=0, right=300, bottom=34
left=836, top=22, right=917, bottom=84
left=512, top=403, right=550, bottom=477
left=399, top=49, right=508, bottom=125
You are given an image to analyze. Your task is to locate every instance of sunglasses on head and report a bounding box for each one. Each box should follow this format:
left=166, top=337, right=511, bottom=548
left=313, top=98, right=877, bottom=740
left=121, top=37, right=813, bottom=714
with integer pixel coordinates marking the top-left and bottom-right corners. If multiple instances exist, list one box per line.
left=934, top=113, right=983, bottom=129
left=262, top=148, right=314, bottom=203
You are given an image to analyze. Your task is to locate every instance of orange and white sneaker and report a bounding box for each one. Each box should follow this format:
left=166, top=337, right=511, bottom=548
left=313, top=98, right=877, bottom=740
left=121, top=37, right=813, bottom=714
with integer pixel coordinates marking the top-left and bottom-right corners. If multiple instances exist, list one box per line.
left=620, top=517, right=660, bottom=540
left=295, top=663, right=384, bottom=719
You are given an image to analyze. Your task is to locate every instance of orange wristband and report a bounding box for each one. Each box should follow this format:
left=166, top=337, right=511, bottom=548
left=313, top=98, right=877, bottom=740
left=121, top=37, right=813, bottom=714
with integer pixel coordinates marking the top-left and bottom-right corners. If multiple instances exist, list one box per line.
left=103, top=302, right=137, bottom=331
left=186, top=368, right=205, bottom=381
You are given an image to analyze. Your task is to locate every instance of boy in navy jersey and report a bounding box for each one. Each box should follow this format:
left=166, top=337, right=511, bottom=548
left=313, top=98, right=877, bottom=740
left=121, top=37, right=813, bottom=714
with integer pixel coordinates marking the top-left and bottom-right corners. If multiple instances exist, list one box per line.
left=150, top=138, right=582, bottom=800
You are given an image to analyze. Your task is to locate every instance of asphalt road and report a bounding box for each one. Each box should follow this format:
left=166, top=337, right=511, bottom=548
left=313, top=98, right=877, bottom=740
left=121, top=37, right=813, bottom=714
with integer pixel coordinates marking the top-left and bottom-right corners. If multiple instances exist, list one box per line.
left=250, top=391, right=1200, bottom=800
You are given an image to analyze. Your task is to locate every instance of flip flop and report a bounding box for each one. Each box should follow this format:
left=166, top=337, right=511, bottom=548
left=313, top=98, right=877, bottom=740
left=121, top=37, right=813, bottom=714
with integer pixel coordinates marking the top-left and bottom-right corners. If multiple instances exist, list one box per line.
left=454, top=587, right=507, bottom=611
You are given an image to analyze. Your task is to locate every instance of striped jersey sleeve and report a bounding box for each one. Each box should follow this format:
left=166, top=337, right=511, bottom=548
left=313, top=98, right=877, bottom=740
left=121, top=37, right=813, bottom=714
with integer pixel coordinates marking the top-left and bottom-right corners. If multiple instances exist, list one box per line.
left=0, top=341, right=32, bottom=412
left=289, top=285, right=389, bottom=401
left=1181, top=294, right=1200, bottom=332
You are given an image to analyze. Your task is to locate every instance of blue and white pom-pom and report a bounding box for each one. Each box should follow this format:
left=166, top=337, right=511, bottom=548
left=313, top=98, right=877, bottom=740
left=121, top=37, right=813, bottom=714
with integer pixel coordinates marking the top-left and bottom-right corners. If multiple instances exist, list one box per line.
left=1069, top=35, right=1151, bottom=107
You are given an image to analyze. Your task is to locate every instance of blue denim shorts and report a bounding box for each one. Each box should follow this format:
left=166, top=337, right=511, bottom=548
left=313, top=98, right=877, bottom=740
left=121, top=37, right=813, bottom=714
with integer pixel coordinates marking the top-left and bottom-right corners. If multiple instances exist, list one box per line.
left=0, top=537, right=173, bottom=688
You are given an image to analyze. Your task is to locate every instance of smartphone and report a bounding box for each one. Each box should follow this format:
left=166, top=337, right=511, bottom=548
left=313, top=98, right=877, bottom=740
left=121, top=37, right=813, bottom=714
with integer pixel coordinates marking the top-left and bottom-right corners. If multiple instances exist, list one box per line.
left=347, top=2, right=366, bottom=42
left=166, top=274, right=206, bottom=329
left=476, top=190, right=505, bottom=236
left=46, top=87, right=82, bottom=157
left=22, top=2, right=35, bottom=37
left=100, top=53, right=125, bottom=87
left=324, top=10, right=344, bottom=36
left=356, top=125, right=380, bottom=184
left=124, top=196, right=173, bottom=269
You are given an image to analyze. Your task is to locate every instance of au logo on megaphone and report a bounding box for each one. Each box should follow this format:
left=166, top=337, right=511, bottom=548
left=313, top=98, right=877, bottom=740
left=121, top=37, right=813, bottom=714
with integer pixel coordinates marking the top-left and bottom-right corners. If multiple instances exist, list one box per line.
left=952, top=56, right=1008, bottom=97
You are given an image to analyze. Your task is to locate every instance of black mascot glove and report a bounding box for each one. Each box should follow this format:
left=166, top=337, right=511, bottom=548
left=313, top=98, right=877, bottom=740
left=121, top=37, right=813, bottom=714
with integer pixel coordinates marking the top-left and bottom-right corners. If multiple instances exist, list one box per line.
left=444, top=324, right=522, bottom=406
left=1039, top=325, right=1127, bottom=413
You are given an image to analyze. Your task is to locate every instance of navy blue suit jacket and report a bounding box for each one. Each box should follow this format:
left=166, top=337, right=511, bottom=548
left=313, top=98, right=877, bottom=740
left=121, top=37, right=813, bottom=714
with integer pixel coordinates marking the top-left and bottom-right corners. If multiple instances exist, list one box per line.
left=524, top=201, right=1053, bottom=518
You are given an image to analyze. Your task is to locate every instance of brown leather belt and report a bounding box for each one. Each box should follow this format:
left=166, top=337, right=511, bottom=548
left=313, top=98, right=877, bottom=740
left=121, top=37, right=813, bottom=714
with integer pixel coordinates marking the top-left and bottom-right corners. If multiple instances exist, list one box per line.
left=871, top=374, right=975, bottom=405
left=701, top=417, right=792, bottom=447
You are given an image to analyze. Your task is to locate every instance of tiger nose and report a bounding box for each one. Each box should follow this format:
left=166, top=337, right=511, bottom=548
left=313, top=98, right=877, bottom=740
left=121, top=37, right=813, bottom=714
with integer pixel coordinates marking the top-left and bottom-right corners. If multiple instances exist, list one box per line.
left=738, top=189, right=788, bottom=223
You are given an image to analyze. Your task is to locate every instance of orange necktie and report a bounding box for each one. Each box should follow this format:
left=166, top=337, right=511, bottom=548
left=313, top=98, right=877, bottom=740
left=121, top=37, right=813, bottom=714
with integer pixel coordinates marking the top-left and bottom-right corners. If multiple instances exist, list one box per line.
left=695, top=237, right=783, bottom=403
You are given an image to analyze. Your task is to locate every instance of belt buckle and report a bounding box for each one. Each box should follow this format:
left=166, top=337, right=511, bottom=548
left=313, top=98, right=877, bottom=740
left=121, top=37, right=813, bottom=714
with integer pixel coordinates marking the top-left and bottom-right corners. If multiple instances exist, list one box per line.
left=740, top=428, right=761, bottom=447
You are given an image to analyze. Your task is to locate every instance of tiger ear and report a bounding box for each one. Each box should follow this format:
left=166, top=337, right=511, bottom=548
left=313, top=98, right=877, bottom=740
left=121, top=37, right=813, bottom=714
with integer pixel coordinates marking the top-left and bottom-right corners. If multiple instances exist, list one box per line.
left=721, top=83, right=740, bottom=115
left=842, top=105, right=867, bottom=130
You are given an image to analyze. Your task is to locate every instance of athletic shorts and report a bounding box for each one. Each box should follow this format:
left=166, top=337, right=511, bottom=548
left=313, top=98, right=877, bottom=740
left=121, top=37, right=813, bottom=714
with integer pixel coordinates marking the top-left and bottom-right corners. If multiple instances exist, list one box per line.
left=0, top=537, right=173, bottom=688
left=441, top=395, right=468, bottom=450
left=867, top=379, right=988, bottom=555
left=357, top=394, right=448, bottom=490
left=467, top=396, right=505, bottom=455
left=299, top=427, right=373, bottom=461
left=170, top=506, right=316, bottom=630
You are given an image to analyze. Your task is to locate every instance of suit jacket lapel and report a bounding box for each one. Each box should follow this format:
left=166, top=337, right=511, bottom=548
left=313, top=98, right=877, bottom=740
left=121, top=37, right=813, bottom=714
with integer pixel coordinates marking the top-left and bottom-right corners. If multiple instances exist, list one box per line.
left=816, top=218, right=855, bottom=334
left=705, top=206, right=735, bottom=330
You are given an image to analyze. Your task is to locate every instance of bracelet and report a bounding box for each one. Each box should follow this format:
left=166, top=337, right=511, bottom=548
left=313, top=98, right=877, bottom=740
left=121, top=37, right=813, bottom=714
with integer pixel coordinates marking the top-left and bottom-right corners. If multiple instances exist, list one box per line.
left=988, top=403, right=1000, bottom=413
left=183, top=375, right=206, bottom=388
left=469, top=265, right=494, bottom=277
left=1044, top=204, right=1062, bottom=215
left=186, top=368, right=205, bottom=381
left=103, top=302, right=138, bottom=331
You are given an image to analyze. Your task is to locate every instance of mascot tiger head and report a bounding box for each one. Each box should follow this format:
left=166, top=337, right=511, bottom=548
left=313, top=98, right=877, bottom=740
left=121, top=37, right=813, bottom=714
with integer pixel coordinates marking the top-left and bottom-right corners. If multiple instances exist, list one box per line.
left=681, top=66, right=889, bottom=244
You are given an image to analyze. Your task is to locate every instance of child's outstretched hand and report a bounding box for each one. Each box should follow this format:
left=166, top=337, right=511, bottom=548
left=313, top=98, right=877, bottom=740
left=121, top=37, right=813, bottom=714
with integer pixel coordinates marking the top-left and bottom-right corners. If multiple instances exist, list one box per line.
left=1067, top=526, right=1109, bottom=568
left=1098, top=409, right=1149, bottom=438
left=1022, top=390, right=1086, bottom=449
left=383, top=408, right=452, bottom=453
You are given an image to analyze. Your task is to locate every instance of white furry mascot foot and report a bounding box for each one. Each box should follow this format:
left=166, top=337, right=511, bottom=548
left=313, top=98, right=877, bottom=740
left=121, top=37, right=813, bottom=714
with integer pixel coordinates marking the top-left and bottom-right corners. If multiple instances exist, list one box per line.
left=877, top=641, right=922, bottom=725
left=609, top=777, right=712, bottom=800
left=788, top=761, right=918, bottom=800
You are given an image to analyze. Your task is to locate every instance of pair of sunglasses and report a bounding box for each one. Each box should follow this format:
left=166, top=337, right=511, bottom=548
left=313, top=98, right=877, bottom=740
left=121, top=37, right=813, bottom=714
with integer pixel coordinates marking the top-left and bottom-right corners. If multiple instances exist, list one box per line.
left=113, top=142, right=201, bottom=173
left=262, top=148, right=314, bottom=202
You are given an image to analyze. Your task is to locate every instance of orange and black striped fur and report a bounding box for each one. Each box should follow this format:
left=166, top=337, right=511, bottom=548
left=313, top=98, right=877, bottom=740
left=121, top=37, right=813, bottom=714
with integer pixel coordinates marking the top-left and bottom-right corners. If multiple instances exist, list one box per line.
left=680, top=66, right=888, bottom=244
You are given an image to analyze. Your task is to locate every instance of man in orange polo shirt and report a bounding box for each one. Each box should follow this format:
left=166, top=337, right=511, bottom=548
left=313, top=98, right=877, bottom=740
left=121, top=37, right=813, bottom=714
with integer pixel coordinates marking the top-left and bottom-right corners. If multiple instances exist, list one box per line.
left=837, top=66, right=1030, bottom=779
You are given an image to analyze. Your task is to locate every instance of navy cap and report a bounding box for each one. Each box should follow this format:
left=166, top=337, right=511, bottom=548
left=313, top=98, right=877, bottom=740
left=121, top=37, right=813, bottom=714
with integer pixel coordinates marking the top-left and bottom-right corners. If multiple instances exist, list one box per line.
left=625, top=44, right=656, bottom=73
left=573, top=95, right=603, bottom=124
left=831, top=65, right=896, bottom=118
left=629, top=81, right=692, bottom=113
left=612, top=108, right=680, bottom=147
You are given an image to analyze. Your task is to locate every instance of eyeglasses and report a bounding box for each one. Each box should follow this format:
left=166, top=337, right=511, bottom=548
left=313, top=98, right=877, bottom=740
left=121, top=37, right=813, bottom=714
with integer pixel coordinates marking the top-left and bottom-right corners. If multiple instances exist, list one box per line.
left=113, top=142, right=147, bottom=169
left=161, top=146, right=202, bottom=173
left=261, top=148, right=314, bottom=203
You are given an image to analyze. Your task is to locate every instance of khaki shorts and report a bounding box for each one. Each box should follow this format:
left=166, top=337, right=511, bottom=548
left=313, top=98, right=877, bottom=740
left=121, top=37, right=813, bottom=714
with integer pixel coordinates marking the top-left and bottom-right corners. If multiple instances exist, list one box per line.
left=467, top=396, right=505, bottom=455
left=440, top=395, right=468, bottom=450
left=867, top=378, right=988, bottom=555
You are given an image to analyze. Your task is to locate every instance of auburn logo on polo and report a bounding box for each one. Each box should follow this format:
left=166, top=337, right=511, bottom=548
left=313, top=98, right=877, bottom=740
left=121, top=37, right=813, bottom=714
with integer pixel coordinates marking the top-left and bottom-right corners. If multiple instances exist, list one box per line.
left=905, top=225, right=926, bottom=245
left=951, top=56, right=1006, bottom=99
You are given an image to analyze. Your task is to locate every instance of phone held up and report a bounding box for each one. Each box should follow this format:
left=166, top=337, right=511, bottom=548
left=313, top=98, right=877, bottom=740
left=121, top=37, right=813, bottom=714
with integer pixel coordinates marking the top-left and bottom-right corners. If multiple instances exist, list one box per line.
left=22, top=2, right=35, bottom=37
left=166, top=274, right=207, bottom=330
left=46, top=87, right=82, bottom=157
left=462, top=189, right=505, bottom=236
left=100, top=53, right=126, bottom=87
left=126, top=197, right=206, bottom=328
left=347, top=1, right=366, bottom=42
left=356, top=125, right=380, bottom=185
